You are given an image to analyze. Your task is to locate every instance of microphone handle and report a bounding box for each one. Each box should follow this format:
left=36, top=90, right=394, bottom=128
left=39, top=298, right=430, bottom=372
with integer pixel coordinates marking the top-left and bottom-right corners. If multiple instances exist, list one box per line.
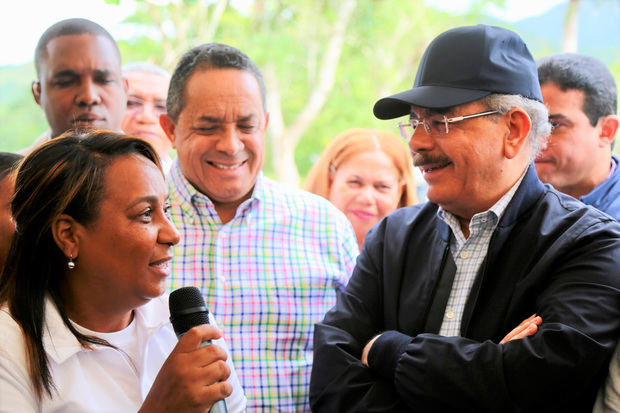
left=176, top=336, right=228, bottom=413
left=198, top=341, right=228, bottom=413
left=209, top=399, right=228, bottom=413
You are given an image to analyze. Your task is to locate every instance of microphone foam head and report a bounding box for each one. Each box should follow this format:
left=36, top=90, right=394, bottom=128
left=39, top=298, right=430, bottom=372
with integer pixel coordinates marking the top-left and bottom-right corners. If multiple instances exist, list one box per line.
left=169, top=286, right=210, bottom=336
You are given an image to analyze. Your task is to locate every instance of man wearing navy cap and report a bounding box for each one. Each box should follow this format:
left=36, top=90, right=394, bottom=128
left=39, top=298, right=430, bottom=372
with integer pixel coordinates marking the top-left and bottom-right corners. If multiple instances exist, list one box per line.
left=310, top=25, right=620, bottom=412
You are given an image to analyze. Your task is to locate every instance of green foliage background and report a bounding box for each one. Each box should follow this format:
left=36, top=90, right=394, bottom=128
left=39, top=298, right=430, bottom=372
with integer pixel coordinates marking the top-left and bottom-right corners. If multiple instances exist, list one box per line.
left=1, top=0, right=619, bottom=181
left=0, top=65, right=47, bottom=151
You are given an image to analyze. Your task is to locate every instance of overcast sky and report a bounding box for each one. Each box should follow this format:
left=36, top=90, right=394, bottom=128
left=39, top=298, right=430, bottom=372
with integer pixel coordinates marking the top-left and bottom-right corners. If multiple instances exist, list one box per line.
left=0, top=0, right=567, bottom=67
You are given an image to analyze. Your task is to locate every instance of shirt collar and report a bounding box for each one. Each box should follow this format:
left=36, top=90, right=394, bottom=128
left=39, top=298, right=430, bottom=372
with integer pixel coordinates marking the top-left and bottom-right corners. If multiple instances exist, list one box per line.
left=438, top=168, right=527, bottom=240
left=42, top=298, right=82, bottom=364
left=579, top=155, right=618, bottom=206
left=43, top=296, right=169, bottom=365
left=609, top=156, right=617, bottom=178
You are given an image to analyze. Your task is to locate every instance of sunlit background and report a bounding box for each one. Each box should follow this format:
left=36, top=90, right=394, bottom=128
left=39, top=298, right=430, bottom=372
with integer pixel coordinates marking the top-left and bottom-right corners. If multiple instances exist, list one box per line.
left=1, top=0, right=618, bottom=186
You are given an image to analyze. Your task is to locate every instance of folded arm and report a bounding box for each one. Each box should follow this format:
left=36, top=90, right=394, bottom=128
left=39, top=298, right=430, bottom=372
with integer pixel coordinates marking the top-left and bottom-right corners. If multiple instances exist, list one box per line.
left=311, top=221, right=620, bottom=412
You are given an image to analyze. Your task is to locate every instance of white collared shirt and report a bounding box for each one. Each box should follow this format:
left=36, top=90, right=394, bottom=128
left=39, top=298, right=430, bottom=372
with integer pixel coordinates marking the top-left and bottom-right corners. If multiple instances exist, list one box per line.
left=0, top=295, right=246, bottom=412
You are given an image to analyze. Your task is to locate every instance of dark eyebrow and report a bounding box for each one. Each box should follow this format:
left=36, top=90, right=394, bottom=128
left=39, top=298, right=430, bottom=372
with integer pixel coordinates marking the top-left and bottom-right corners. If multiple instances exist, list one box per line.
left=198, top=116, right=224, bottom=123
left=409, top=107, right=452, bottom=119
left=52, top=69, right=78, bottom=78
left=409, top=111, right=429, bottom=120
left=549, top=114, right=571, bottom=124
left=198, top=114, right=256, bottom=123
left=549, top=114, right=568, bottom=120
left=93, top=69, right=114, bottom=77
left=238, top=114, right=255, bottom=123
left=126, top=195, right=160, bottom=211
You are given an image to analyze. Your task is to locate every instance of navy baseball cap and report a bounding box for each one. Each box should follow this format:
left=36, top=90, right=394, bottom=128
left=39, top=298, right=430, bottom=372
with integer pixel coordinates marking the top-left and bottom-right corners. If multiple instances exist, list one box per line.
left=373, top=24, right=543, bottom=119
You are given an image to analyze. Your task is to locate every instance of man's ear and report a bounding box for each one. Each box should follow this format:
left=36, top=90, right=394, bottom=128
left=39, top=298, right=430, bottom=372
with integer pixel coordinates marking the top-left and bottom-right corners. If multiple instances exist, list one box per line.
left=122, top=76, right=129, bottom=98
left=263, top=112, right=270, bottom=131
left=32, top=81, right=42, bottom=105
left=160, top=114, right=176, bottom=148
left=51, top=214, right=81, bottom=259
left=504, top=107, right=532, bottom=160
left=598, top=114, right=619, bottom=148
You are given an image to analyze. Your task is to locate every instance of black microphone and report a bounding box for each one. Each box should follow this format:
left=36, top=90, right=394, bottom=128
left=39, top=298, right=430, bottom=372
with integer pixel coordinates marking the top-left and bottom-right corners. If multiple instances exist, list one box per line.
left=169, top=286, right=228, bottom=413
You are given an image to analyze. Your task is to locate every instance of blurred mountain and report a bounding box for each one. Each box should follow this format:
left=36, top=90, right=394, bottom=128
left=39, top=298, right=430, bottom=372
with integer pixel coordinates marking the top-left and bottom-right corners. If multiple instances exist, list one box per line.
left=497, top=0, right=620, bottom=63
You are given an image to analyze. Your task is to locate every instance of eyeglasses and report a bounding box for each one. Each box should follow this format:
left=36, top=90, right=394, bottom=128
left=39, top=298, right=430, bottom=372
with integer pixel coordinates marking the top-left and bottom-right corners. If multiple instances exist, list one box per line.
left=397, top=110, right=500, bottom=141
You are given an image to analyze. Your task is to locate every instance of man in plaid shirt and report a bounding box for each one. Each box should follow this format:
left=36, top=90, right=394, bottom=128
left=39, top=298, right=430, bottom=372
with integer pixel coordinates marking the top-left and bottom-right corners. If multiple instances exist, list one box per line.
left=160, top=43, right=359, bottom=412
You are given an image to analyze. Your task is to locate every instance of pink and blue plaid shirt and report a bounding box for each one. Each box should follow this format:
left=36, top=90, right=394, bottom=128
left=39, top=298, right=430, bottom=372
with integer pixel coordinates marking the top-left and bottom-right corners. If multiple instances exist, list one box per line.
left=167, top=163, right=359, bottom=412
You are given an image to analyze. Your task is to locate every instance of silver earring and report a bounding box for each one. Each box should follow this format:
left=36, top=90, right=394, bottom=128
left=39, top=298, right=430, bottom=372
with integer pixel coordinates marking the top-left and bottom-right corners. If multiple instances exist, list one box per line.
left=68, top=255, right=75, bottom=270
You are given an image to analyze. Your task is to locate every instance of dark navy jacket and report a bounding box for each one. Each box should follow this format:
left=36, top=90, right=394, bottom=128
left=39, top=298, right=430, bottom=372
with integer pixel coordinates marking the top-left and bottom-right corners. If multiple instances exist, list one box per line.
left=580, top=155, right=620, bottom=221
left=310, top=165, right=620, bottom=412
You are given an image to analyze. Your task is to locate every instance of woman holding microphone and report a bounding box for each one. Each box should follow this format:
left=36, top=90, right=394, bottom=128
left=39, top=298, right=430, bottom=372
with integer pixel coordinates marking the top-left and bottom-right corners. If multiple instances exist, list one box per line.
left=0, top=131, right=245, bottom=412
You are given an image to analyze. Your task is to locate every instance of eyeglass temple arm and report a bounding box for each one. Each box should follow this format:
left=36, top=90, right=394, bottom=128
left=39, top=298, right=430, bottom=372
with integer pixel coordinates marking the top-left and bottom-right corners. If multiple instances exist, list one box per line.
left=445, top=110, right=499, bottom=123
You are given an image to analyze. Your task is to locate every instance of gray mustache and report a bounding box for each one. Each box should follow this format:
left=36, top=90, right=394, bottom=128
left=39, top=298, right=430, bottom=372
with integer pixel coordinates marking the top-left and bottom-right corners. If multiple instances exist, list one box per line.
left=413, top=153, right=452, bottom=167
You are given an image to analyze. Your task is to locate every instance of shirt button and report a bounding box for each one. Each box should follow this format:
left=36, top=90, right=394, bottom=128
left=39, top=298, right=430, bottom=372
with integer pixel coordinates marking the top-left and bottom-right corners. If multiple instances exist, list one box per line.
left=446, top=310, right=455, bottom=319
left=460, top=251, right=469, bottom=259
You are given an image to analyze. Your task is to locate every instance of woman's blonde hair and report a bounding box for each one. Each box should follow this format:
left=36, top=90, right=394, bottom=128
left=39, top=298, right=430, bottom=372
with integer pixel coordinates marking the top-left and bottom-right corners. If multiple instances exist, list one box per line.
left=304, top=128, right=417, bottom=207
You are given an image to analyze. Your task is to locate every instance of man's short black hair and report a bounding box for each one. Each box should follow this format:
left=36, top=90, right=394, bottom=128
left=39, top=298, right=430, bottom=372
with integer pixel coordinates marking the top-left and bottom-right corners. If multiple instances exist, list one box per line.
left=166, top=43, right=267, bottom=123
left=34, top=18, right=120, bottom=78
left=538, top=53, right=617, bottom=127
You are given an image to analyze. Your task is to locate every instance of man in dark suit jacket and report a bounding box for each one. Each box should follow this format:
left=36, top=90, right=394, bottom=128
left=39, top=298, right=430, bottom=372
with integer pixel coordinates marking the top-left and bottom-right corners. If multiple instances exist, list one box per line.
left=310, top=24, right=620, bottom=412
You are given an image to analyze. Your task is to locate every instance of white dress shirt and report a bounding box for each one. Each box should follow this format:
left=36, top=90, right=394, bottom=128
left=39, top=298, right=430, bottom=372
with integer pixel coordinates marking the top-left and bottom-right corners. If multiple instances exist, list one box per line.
left=0, top=295, right=246, bottom=412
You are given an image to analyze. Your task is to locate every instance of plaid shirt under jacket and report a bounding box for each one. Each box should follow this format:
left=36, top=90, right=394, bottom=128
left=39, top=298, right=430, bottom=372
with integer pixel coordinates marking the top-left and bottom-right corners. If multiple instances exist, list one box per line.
left=167, top=163, right=359, bottom=412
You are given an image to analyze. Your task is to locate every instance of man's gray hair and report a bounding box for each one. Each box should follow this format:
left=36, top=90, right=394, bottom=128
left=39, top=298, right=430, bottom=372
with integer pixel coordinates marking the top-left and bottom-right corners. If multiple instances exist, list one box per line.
left=481, top=94, right=551, bottom=160
left=122, top=62, right=170, bottom=80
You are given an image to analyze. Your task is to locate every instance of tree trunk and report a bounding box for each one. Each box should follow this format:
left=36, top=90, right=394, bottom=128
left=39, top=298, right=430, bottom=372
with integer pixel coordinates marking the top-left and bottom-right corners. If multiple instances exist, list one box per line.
left=563, top=0, right=581, bottom=52
left=267, top=0, right=357, bottom=186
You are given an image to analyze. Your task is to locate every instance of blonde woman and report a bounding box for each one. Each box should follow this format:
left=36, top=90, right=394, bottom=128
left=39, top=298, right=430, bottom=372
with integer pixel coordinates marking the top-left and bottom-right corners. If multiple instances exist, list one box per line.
left=305, top=128, right=417, bottom=248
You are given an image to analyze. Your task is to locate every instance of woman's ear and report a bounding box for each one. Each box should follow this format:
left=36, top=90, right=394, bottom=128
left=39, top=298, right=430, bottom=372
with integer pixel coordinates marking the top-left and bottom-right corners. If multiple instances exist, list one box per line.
left=51, top=214, right=81, bottom=259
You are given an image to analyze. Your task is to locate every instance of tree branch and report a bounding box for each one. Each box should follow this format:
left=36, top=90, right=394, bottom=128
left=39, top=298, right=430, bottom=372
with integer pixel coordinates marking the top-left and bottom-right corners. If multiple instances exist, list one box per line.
left=205, top=0, right=228, bottom=41
left=563, top=0, right=581, bottom=52
left=286, top=0, right=357, bottom=143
